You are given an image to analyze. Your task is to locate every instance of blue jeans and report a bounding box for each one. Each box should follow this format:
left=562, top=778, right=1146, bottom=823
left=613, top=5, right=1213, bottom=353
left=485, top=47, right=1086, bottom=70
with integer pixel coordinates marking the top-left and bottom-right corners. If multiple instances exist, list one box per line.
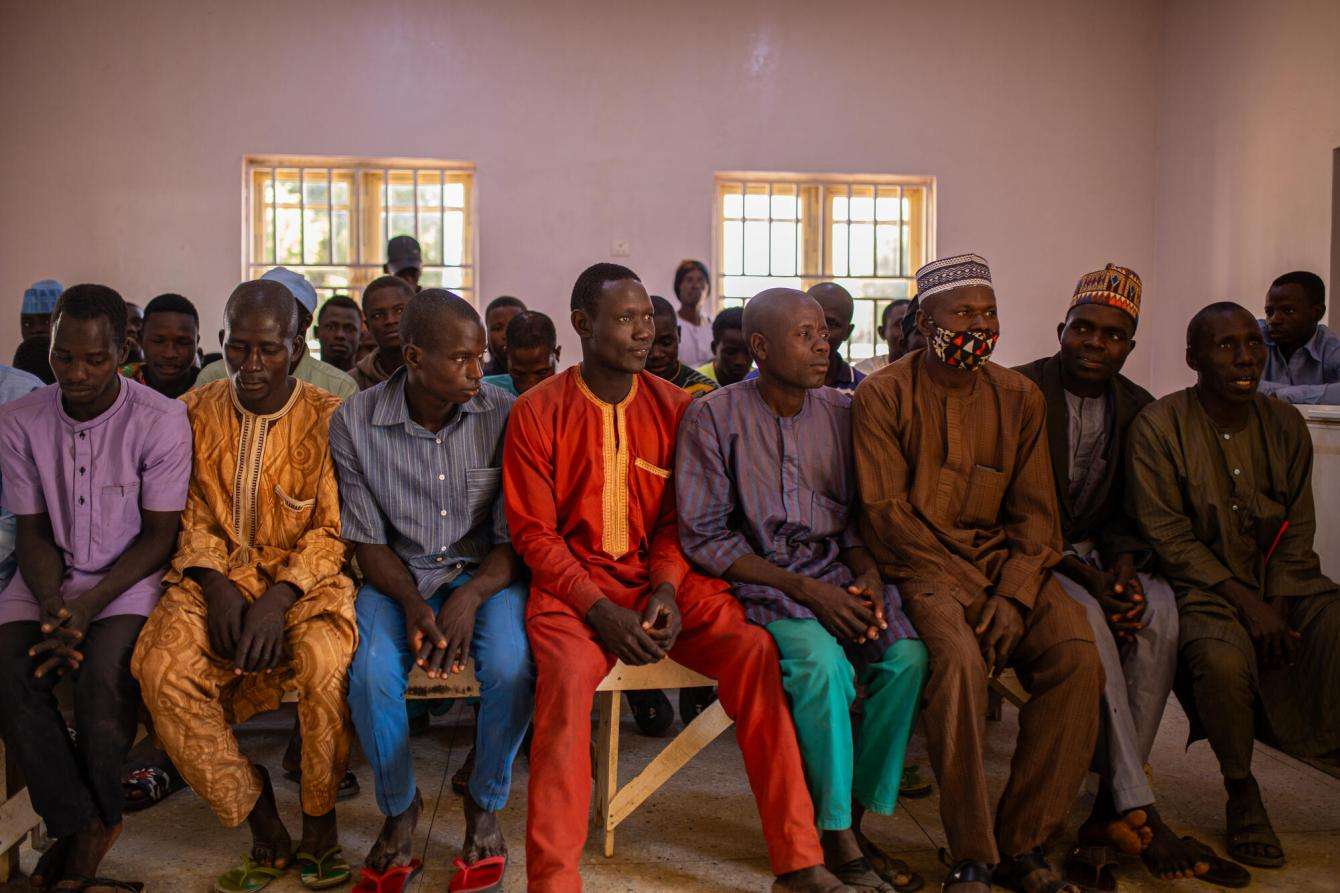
left=348, top=574, right=534, bottom=816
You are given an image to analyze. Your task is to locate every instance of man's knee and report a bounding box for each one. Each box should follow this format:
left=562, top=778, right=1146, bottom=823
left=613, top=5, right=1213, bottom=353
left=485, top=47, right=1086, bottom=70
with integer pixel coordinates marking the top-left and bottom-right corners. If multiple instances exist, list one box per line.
left=779, top=629, right=854, bottom=701
left=1185, top=639, right=1252, bottom=691
left=1043, top=638, right=1105, bottom=695
left=291, top=633, right=354, bottom=698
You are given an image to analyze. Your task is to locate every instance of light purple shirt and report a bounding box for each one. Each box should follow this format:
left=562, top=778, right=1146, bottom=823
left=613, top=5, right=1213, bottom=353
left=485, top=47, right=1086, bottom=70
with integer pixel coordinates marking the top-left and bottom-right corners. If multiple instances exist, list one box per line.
left=0, top=377, right=192, bottom=624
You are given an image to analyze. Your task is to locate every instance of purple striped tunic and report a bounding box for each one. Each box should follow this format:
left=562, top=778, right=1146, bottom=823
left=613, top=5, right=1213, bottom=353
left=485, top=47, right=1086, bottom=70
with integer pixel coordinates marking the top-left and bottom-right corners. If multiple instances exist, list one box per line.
left=675, top=379, right=916, bottom=649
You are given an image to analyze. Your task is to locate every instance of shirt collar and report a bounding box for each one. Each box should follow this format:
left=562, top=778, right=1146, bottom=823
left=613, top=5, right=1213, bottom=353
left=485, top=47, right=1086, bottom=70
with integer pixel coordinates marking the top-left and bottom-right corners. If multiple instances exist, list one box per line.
left=832, top=356, right=856, bottom=386
left=56, top=374, right=132, bottom=432
left=370, top=366, right=495, bottom=429
left=1263, top=321, right=1329, bottom=363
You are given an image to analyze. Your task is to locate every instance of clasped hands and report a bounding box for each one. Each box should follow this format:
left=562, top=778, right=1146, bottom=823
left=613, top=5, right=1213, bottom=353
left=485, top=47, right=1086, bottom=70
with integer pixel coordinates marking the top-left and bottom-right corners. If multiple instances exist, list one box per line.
left=585, top=584, right=684, bottom=666
left=202, top=573, right=297, bottom=675
left=28, top=594, right=98, bottom=679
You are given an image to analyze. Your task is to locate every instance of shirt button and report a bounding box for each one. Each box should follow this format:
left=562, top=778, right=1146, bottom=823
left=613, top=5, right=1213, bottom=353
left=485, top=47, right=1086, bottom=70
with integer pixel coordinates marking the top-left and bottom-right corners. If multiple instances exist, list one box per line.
left=1233, top=468, right=1241, bottom=476
left=440, top=509, right=447, bottom=516
left=438, top=474, right=445, bottom=481
left=440, top=547, right=447, bottom=552
left=436, top=557, right=444, bottom=563
left=79, top=467, right=86, bottom=475
left=1223, top=433, right=1231, bottom=440
left=435, top=438, right=442, bottom=445
left=1231, top=504, right=1239, bottom=511
left=78, top=497, right=85, bottom=505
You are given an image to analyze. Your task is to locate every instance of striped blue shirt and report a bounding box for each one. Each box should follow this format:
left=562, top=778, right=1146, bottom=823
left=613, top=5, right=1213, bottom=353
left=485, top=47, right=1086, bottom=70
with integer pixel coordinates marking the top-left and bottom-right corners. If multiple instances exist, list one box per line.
left=330, top=367, right=513, bottom=597
left=675, top=379, right=916, bottom=647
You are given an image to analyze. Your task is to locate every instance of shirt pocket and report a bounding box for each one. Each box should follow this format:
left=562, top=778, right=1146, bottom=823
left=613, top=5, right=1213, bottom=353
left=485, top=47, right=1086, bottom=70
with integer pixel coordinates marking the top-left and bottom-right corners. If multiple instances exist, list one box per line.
left=96, top=482, right=141, bottom=549
left=808, top=490, right=850, bottom=539
left=273, top=484, right=316, bottom=543
left=464, top=467, right=502, bottom=530
left=630, top=457, right=672, bottom=523
left=958, top=464, right=1008, bottom=527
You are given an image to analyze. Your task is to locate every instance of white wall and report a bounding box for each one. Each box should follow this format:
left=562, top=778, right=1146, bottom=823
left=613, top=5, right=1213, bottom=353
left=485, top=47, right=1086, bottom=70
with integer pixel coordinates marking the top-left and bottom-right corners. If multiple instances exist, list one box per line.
left=1150, top=0, right=1340, bottom=390
left=0, top=0, right=1162, bottom=379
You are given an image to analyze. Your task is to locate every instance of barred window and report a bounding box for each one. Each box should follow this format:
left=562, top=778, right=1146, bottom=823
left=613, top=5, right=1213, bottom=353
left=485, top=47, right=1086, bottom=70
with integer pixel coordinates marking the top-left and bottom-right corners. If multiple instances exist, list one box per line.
left=713, top=173, right=934, bottom=361
left=244, top=157, right=476, bottom=311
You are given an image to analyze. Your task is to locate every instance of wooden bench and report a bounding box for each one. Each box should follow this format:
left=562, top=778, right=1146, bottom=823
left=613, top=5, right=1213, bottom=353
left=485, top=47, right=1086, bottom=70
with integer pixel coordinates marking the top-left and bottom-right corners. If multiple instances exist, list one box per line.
left=0, top=660, right=730, bottom=881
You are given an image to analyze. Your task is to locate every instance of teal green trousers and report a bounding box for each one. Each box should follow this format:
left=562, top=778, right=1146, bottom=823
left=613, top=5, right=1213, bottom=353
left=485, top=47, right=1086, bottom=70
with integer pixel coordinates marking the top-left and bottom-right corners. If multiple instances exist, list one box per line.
left=767, top=619, right=928, bottom=830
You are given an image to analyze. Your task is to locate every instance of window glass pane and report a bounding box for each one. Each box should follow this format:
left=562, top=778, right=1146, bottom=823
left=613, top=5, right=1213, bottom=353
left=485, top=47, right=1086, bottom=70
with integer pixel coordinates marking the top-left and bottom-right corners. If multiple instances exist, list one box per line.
left=770, top=221, right=797, bottom=275
left=721, top=275, right=803, bottom=300
left=875, top=223, right=900, bottom=277
left=849, top=223, right=875, bottom=277
left=304, top=209, right=330, bottom=264
left=444, top=181, right=465, bottom=208
left=849, top=186, right=875, bottom=222
left=830, top=223, right=849, bottom=276
left=743, top=221, right=770, bottom=275
left=722, top=191, right=743, bottom=219
left=332, top=211, right=350, bottom=265
left=444, top=211, right=464, bottom=266
left=304, top=180, right=328, bottom=206
left=276, top=208, right=302, bottom=264
left=744, top=185, right=769, bottom=220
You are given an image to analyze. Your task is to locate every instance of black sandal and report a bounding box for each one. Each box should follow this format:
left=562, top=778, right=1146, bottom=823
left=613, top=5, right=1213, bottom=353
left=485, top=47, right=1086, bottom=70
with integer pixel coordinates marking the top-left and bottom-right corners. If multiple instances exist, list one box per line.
left=939, top=850, right=992, bottom=892
left=1225, top=796, right=1285, bottom=869
left=857, top=832, right=924, bottom=891
left=122, top=765, right=186, bottom=812
left=626, top=690, right=674, bottom=737
left=994, top=847, right=1081, bottom=893
left=1061, top=845, right=1117, bottom=892
left=29, top=836, right=74, bottom=890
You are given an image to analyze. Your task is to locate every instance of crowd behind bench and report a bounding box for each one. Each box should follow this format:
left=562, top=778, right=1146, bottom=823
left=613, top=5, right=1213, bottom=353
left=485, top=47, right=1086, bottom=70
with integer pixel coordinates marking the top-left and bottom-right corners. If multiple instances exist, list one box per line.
left=0, top=241, right=1337, bottom=893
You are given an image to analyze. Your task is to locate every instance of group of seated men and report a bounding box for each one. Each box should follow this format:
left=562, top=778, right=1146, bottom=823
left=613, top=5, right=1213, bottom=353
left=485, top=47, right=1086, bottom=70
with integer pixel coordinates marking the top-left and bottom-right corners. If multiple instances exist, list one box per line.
left=0, top=250, right=1337, bottom=893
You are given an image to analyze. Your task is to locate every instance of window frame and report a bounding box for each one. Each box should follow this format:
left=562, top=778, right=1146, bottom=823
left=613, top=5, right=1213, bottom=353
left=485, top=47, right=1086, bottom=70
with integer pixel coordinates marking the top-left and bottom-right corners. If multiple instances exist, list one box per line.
left=242, top=155, right=480, bottom=308
left=711, top=171, right=936, bottom=360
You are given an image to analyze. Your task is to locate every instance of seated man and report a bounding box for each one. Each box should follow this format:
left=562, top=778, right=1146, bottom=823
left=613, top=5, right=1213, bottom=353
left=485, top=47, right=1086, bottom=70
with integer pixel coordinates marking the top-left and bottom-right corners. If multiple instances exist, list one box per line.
left=0, top=363, right=43, bottom=591
left=1016, top=266, right=1219, bottom=883
left=855, top=299, right=911, bottom=375
left=333, top=289, right=533, bottom=890
left=646, top=294, right=717, bottom=399
left=315, top=294, right=362, bottom=373
left=852, top=254, right=1102, bottom=893
left=122, top=292, right=202, bottom=398
left=695, top=306, right=753, bottom=386
left=1257, top=270, right=1339, bottom=404
left=194, top=266, right=358, bottom=400
left=133, top=279, right=357, bottom=891
left=504, top=263, right=843, bottom=892
left=743, top=284, right=867, bottom=395
left=352, top=276, right=413, bottom=390
left=678, top=288, right=927, bottom=892
left=20, top=278, right=60, bottom=342
left=1128, top=301, right=1340, bottom=870
left=482, top=294, right=527, bottom=376
left=0, top=285, right=190, bottom=891
left=482, top=310, right=562, bottom=397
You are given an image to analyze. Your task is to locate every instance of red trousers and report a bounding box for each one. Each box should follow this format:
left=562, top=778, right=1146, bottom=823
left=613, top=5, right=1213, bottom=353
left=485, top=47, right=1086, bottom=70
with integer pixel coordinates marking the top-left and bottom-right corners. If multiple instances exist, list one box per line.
left=525, top=580, right=824, bottom=891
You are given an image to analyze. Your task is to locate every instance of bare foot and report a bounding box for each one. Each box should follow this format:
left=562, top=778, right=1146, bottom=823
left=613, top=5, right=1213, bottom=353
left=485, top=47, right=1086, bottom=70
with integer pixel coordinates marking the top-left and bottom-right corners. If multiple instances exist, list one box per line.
left=461, top=792, right=505, bottom=863
left=50, top=819, right=122, bottom=890
left=245, top=766, right=292, bottom=869
left=1140, top=807, right=1208, bottom=880
left=365, top=789, right=422, bottom=873
left=773, top=864, right=853, bottom=892
left=298, top=808, right=339, bottom=857
left=1077, top=806, right=1150, bottom=855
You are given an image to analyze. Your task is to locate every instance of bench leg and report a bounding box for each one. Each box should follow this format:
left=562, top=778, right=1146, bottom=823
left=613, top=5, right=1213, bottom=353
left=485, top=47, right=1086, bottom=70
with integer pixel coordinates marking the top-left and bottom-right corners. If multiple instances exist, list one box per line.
left=592, top=690, right=619, bottom=858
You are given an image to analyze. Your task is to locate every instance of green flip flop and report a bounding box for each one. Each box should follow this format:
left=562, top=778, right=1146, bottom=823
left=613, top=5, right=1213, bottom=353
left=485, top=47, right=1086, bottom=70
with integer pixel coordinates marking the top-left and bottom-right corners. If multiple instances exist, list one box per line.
left=297, top=845, right=353, bottom=889
left=214, top=855, right=287, bottom=893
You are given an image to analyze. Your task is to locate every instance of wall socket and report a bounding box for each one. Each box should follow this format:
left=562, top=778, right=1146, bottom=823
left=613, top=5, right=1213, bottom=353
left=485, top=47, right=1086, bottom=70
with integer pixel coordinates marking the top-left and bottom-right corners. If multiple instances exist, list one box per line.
left=611, top=239, right=631, bottom=257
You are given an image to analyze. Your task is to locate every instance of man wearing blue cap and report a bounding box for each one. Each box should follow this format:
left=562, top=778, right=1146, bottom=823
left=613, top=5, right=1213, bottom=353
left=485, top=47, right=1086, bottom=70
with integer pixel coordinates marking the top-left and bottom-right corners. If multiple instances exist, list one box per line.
left=20, top=279, right=62, bottom=343
left=194, top=268, right=357, bottom=400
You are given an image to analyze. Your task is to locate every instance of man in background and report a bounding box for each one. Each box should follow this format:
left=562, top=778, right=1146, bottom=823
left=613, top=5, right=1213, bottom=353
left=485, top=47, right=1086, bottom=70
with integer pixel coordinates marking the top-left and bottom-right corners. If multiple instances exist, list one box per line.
left=315, top=295, right=362, bottom=373
left=856, top=300, right=911, bottom=375
left=123, top=293, right=202, bottom=398
left=20, top=278, right=61, bottom=343
left=385, top=235, right=423, bottom=292
left=646, top=295, right=718, bottom=399
left=696, top=307, right=752, bottom=386
left=194, top=267, right=357, bottom=400
left=1257, top=271, right=1338, bottom=404
left=353, top=277, right=414, bottom=390
left=483, top=296, right=527, bottom=376
left=482, top=311, right=561, bottom=397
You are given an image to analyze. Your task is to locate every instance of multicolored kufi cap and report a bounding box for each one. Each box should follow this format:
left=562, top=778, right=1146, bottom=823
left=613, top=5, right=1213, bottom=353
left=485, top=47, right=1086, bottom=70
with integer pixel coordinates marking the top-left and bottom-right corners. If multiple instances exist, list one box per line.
left=914, top=254, right=992, bottom=302
left=1070, top=263, right=1141, bottom=325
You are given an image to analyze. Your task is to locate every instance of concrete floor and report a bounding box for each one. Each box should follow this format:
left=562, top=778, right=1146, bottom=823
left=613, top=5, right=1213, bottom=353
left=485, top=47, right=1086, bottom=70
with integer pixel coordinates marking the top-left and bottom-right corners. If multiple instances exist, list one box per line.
left=5, top=696, right=1339, bottom=892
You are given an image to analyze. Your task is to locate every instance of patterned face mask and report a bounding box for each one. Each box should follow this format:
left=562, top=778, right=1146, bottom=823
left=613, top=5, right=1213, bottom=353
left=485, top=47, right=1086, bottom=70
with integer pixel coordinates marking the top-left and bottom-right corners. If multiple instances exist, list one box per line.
left=928, top=321, right=999, bottom=372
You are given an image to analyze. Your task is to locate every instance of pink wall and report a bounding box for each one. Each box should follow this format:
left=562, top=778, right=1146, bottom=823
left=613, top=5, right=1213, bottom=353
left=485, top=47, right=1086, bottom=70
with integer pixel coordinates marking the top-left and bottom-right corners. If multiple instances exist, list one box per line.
left=1149, top=0, right=1340, bottom=390
left=4, top=0, right=1163, bottom=381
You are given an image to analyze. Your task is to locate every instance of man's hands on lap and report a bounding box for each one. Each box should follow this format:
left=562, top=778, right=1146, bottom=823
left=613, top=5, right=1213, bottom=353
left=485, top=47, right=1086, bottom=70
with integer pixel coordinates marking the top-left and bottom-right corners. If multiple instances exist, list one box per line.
left=234, top=583, right=298, bottom=674
left=790, top=576, right=879, bottom=643
left=1218, top=579, right=1300, bottom=669
left=587, top=596, right=666, bottom=666
left=971, top=594, right=1024, bottom=674
left=201, top=571, right=249, bottom=662
left=641, top=583, right=682, bottom=654
left=426, top=583, right=487, bottom=678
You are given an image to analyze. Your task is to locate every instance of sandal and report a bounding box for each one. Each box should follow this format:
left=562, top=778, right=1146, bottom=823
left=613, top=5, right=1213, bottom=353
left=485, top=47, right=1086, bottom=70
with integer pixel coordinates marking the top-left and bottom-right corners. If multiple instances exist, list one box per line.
left=122, top=765, right=186, bottom=812
left=28, top=835, right=73, bottom=889
left=900, top=764, right=933, bottom=799
left=448, top=854, right=506, bottom=892
left=352, top=859, right=422, bottom=893
left=831, top=857, right=894, bottom=891
left=626, top=690, right=675, bottom=737
left=1181, top=836, right=1250, bottom=888
left=1061, top=846, right=1117, bottom=892
left=939, top=852, right=992, bottom=892
left=1225, top=797, right=1285, bottom=869
left=296, top=846, right=352, bottom=889
left=994, top=847, right=1081, bottom=893
left=857, top=833, right=925, bottom=891
left=214, top=855, right=287, bottom=893
left=51, top=877, right=144, bottom=892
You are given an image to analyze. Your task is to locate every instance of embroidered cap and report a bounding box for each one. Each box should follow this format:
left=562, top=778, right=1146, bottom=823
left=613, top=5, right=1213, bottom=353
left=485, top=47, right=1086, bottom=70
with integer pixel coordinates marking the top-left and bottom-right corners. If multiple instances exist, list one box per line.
left=914, top=254, right=992, bottom=302
left=22, top=279, right=63, bottom=315
left=1070, top=263, right=1141, bottom=324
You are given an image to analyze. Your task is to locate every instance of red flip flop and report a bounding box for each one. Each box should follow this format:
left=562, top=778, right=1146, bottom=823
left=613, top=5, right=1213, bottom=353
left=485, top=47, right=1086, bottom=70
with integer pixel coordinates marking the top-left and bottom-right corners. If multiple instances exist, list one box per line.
left=352, top=859, right=422, bottom=893
left=448, top=854, right=507, bottom=892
